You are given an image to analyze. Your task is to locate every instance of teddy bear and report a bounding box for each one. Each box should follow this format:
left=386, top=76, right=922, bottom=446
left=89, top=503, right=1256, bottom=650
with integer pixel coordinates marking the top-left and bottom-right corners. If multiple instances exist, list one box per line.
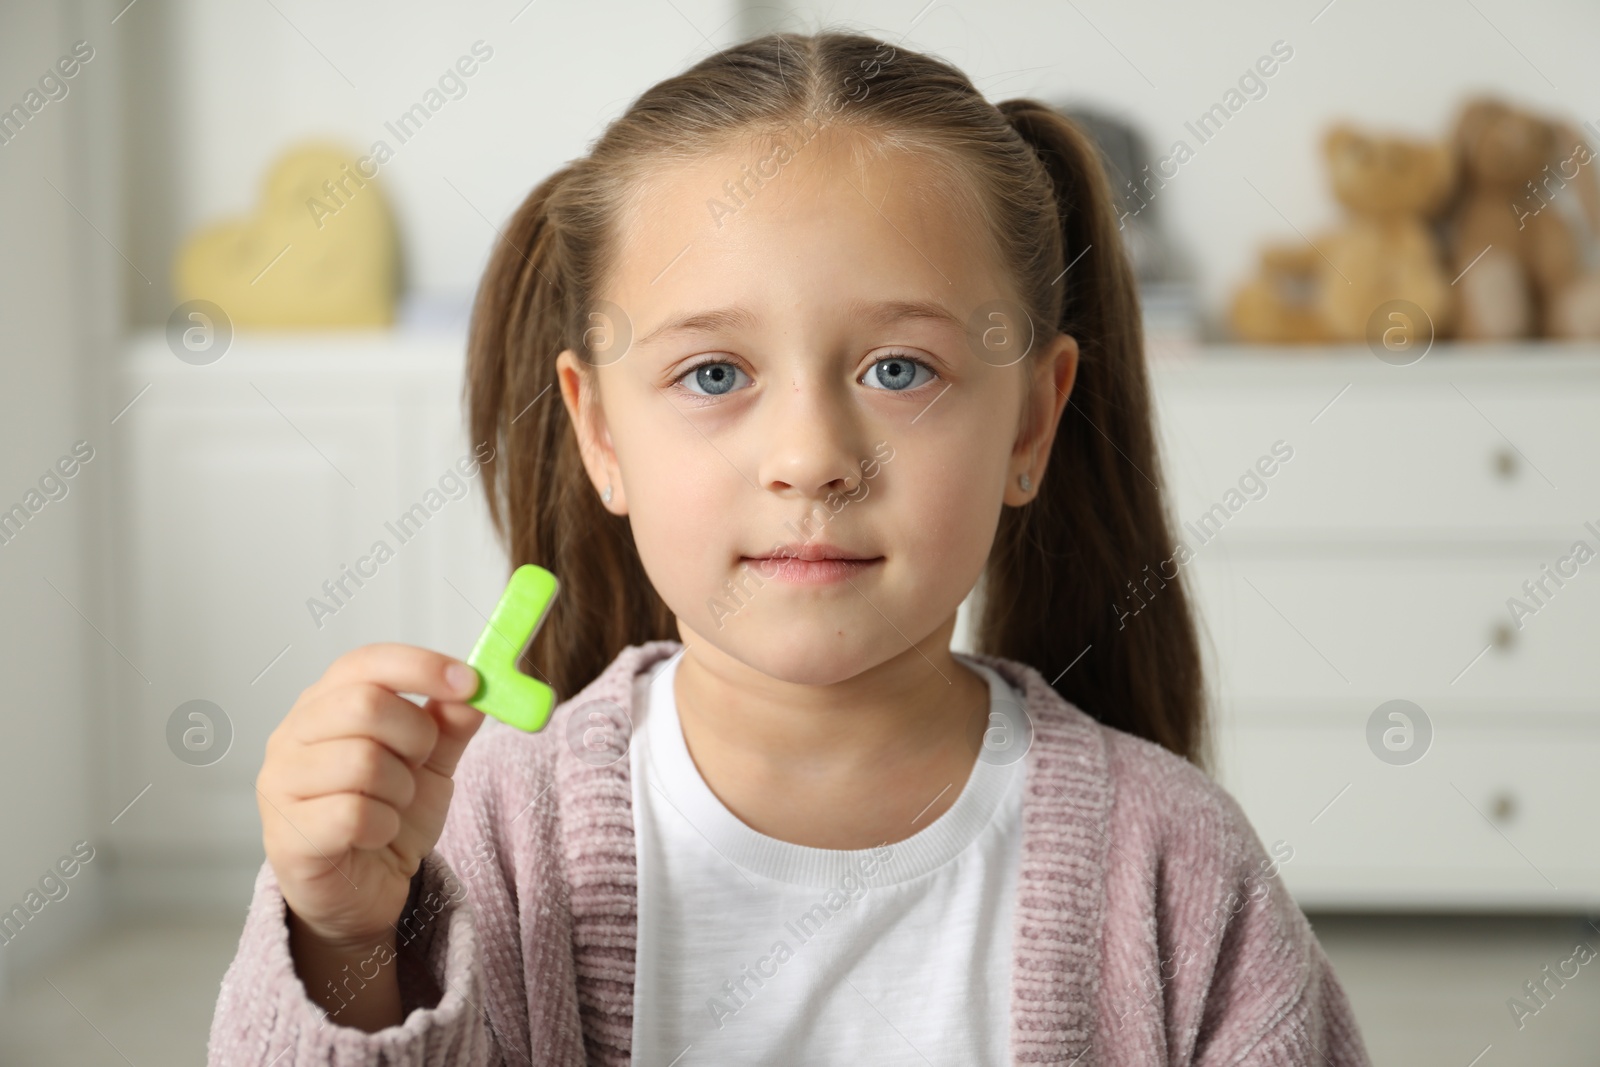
left=1228, top=243, right=1327, bottom=343
left=1230, top=124, right=1457, bottom=345
left=1439, top=96, right=1600, bottom=340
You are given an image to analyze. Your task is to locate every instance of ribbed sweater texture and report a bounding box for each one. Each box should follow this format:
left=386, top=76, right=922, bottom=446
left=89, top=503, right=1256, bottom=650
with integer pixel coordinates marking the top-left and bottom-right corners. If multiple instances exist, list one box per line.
left=207, top=640, right=1371, bottom=1066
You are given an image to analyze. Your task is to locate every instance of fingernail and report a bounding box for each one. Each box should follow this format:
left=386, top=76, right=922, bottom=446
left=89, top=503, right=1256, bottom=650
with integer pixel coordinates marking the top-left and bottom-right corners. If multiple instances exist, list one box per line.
left=447, top=662, right=479, bottom=698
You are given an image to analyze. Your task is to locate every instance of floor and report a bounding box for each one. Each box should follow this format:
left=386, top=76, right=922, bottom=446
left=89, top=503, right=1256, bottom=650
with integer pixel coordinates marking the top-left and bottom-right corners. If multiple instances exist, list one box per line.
left=1310, top=914, right=1600, bottom=1066
left=0, top=916, right=1596, bottom=1064
left=0, top=922, right=240, bottom=1066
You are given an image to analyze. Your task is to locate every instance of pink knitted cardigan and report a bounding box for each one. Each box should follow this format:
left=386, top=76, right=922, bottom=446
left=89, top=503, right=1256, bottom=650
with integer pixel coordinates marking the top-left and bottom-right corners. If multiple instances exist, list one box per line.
left=208, top=640, right=1370, bottom=1065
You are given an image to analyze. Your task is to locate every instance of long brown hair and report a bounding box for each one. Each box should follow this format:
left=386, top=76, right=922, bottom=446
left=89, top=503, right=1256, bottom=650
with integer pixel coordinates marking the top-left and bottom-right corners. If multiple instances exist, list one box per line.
left=465, top=29, right=1208, bottom=764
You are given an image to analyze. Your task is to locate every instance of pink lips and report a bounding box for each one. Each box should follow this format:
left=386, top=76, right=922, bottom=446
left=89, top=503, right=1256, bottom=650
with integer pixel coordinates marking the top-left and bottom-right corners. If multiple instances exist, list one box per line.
left=742, top=543, right=883, bottom=585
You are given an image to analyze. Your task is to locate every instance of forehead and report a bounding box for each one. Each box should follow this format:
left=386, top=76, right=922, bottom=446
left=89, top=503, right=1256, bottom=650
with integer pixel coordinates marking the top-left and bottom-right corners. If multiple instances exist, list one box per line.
left=603, top=127, right=1010, bottom=314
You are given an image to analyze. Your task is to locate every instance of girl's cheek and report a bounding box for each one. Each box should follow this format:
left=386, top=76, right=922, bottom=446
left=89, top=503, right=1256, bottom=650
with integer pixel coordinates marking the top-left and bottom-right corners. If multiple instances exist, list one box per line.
left=894, top=450, right=999, bottom=559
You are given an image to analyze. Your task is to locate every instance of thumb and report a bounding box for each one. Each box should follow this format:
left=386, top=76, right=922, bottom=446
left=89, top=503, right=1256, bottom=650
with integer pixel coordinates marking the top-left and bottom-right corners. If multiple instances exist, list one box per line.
left=421, top=689, right=488, bottom=778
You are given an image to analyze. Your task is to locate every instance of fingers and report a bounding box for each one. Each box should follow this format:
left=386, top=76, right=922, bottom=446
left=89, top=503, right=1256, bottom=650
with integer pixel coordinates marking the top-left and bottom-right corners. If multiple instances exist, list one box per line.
left=312, top=642, right=481, bottom=707
left=259, top=644, right=489, bottom=942
left=270, top=737, right=417, bottom=811
left=291, top=683, right=442, bottom=767
left=274, top=793, right=403, bottom=855
left=386, top=774, right=457, bottom=871
left=419, top=696, right=487, bottom=779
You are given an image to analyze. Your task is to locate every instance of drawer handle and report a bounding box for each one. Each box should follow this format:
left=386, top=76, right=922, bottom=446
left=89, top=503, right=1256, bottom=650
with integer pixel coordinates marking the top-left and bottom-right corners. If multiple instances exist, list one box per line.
left=1492, top=446, right=1519, bottom=480
left=1489, top=790, right=1518, bottom=824
left=1491, top=621, right=1516, bottom=651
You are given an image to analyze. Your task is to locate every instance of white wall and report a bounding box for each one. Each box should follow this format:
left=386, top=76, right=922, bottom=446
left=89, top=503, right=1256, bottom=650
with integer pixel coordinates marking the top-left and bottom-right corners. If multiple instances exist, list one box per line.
left=122, top=0, right=746, bottom=326
left=779, top=0, right=1600, bottom=335
left=0, top=0, right=122, bottom=996
left=120, top=0, right=1600, bottom=335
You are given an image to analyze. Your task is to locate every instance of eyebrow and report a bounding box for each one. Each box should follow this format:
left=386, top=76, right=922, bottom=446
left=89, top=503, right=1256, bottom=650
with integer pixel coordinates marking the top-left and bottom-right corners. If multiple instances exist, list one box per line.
left=632, top=298, right=965, bottom=349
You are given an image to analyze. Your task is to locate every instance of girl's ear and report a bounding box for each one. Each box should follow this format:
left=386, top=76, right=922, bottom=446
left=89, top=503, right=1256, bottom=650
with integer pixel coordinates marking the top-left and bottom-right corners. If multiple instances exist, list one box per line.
left=555, top=349, right=626, bottom=513
left=1005, top=333, right=1078, bottom=507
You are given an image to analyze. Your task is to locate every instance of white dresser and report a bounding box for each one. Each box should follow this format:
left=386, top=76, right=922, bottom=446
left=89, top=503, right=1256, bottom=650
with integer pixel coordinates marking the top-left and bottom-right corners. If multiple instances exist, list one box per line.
left=108, top=329, right=509, bottom=912
left=1152, top=343, right=1600, bottom=910
left=109, top=331, right=1600, bottom=913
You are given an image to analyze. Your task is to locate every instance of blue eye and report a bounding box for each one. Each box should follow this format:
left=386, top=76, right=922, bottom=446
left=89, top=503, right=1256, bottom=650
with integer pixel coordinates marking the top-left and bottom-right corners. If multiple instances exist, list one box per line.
left=677, top=361, right=748, bottom=396
left=863, top=354, right=935, bottom=391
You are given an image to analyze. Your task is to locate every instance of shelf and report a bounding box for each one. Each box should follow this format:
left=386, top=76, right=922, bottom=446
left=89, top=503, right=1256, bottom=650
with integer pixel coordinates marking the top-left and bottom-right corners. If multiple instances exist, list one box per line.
left=1150, top=341, right=1600, bottom=385
left=122, top=326, right=470, bottom=379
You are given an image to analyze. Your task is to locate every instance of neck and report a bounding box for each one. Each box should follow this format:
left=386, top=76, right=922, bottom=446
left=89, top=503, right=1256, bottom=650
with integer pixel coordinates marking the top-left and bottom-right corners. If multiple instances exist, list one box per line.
left=666, top=617, right=993, bottom=848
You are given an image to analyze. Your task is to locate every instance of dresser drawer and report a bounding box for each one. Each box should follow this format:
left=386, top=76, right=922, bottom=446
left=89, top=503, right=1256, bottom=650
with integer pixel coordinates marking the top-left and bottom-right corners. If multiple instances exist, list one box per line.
left=1214, top=723, right=1600, bottom=909
left=1151, top=357, right=1600, bottom=539
left=1183, top=550, right=1600, bottom=715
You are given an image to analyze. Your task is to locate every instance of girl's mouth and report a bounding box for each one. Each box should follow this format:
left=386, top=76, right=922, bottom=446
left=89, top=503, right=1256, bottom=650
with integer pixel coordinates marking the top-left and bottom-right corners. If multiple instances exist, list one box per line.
left=739, top=547, right=883, bottom=588
left=740, top=553, right=884, bottom=585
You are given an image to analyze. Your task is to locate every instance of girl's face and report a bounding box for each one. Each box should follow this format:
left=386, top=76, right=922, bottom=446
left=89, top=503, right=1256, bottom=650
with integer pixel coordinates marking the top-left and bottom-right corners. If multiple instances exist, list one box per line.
left=557, top=129, right=1076, bottom=687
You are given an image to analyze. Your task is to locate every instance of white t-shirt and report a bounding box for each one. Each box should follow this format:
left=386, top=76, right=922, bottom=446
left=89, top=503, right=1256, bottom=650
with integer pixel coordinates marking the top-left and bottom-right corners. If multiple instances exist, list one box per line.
left=627, top=648, right=1027, bottom=1065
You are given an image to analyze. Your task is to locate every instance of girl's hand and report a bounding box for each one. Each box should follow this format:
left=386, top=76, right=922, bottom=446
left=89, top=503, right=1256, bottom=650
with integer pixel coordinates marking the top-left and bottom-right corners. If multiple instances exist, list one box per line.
left=257, top=643, right=486, bottom=951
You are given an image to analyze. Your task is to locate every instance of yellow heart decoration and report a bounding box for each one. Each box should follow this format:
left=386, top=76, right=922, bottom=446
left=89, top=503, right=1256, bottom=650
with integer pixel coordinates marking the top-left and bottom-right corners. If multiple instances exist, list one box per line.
left=174, top=141, right=399, bottom=327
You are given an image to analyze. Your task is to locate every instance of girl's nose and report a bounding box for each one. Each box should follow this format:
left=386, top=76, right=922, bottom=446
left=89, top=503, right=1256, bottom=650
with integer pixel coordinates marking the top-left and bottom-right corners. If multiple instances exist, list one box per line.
left=752, top=385, right=869, bottom=499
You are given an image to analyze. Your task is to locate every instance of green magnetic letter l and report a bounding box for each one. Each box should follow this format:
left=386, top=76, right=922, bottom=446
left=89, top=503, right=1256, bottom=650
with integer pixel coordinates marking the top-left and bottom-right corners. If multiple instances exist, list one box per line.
left=465, top=564, right=560, bottom=732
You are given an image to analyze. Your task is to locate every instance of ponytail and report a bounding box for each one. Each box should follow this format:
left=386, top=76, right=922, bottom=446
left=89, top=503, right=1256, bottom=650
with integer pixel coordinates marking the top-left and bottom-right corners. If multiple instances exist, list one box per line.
left=465, top=163, right=675, bottom=705
left=984, top=100, right=1208, bottom=764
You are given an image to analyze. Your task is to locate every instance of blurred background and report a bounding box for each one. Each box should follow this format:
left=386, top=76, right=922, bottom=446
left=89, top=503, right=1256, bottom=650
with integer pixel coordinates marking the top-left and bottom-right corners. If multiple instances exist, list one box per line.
left=3, top=0, right=1600, bottom=1063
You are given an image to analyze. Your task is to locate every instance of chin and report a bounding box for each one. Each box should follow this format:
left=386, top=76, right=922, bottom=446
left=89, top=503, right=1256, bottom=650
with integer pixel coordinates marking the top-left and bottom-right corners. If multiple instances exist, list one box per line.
left=708, top=621, right=903, bottom=687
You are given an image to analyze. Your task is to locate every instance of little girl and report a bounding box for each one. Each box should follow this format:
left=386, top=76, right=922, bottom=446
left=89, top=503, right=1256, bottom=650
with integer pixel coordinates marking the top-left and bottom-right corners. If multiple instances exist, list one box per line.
left=212, top=29, right=1371, bottom=1066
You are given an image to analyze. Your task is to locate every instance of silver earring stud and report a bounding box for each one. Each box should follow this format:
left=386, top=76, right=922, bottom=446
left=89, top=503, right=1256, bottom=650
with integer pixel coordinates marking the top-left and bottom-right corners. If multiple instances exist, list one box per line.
left=1018, top=472, right=1032, bottom=491
left=602, top=482, right=613, bottom=504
